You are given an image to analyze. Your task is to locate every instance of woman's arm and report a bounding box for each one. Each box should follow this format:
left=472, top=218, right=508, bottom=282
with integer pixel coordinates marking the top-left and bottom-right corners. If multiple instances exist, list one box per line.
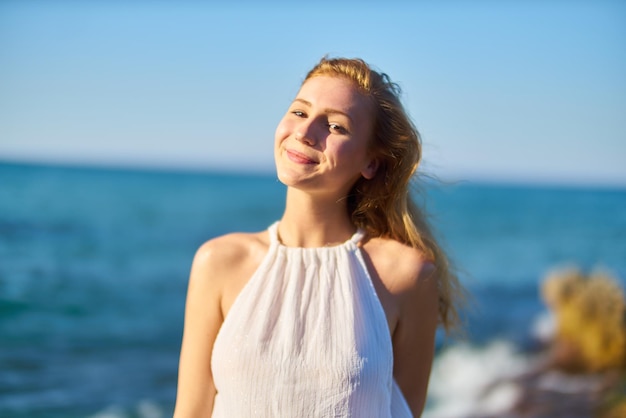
left=392, top=261, right=439, bottom=417
left=173, top=241, right=224, bottom=418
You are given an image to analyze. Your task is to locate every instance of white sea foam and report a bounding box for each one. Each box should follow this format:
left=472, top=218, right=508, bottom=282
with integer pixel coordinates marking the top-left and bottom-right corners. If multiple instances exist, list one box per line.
left=537, top=370, right=605, bottom=394
left=424, top=340, right=535, bottom=418
left=136, top=400, right=164, bottom=418
left=88, top=399, right=165, bottom=418
left=89, top=405, right=128, bottom=418
left=530, top=309, right=556, bottom=343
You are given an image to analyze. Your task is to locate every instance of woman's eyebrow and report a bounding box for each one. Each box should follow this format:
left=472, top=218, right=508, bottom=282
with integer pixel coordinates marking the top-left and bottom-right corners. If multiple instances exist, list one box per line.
left=293, top=98, right=312, bottom=106
left=293, top=98, right=353, bottom=123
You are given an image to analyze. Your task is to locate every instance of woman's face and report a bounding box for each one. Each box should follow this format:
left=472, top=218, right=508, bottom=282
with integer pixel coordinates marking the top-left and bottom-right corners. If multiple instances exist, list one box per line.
left=274, top=75, right=377, bottom=197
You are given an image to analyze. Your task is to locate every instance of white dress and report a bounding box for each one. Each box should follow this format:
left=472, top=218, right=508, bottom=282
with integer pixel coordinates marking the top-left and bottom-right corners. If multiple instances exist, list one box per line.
left=211, top=222, right=413, bottom=417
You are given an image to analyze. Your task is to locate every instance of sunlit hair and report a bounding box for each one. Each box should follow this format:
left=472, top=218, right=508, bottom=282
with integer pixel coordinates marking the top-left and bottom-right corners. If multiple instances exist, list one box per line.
left=304, top=56, right=464, bottom=332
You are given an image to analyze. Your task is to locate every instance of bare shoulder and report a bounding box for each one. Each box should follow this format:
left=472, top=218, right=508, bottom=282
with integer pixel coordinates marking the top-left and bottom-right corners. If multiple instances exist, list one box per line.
left=176, top=231, right=269, bottom=416
left=193, top=231, right=269, bottom=275
left=364, top=237, right=439, bottom=416
left=362, top=237, right=436, bottom=294
left=189, top=230, right=270, bottom=317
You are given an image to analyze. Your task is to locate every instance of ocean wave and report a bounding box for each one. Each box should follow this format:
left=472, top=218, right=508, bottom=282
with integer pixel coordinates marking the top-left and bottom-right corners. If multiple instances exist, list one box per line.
left=424, top=337, right=617, bottom=418
left=89, top=400, right=165, bottom=418
left=425, top=340, right=540, bottom=418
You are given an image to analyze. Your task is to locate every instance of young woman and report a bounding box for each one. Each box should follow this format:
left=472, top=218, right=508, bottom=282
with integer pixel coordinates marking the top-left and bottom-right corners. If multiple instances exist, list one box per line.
left=174, top=57, right=463, bottom=417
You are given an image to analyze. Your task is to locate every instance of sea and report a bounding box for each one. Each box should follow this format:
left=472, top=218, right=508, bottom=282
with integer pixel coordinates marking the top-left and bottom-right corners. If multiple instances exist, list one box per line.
left=1, top=161, right=625, bottom=418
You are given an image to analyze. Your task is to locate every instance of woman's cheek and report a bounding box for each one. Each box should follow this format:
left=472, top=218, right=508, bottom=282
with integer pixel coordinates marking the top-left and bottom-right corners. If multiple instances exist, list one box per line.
left=333, top=141, right=358, bottom=160
left=274, top=119, right=292, bottom=141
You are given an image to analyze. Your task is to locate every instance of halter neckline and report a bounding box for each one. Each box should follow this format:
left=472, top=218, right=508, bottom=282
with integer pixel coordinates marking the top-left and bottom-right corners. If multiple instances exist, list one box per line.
left=269, top=222, right=365, bottom=250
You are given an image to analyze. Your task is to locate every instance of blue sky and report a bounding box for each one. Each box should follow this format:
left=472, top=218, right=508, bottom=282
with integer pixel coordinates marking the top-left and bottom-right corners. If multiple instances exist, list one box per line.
left=1, top=1, right=625, bottom=186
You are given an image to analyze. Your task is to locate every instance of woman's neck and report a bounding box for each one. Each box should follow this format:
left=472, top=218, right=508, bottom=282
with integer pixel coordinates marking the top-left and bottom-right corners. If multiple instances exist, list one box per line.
left=278, top=187, right=356, bottom=248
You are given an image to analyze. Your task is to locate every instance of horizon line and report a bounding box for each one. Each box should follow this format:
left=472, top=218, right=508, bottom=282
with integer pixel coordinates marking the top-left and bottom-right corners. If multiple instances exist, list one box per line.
left=2, top=155, right=625, bottom=192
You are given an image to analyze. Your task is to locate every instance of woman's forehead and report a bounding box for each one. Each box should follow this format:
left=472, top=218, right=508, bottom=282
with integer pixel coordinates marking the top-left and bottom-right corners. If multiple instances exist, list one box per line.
left=296, top=76, right=372, bottom=117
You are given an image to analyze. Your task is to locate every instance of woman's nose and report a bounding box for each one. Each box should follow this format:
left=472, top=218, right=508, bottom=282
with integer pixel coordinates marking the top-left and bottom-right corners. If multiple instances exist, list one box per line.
left=295, top=131, right=315, bottom=146
left=295, top=121, right=317, bottom=146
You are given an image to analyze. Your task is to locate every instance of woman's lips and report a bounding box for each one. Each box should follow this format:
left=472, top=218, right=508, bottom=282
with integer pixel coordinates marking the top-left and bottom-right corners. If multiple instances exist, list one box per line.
left=285, top=149, right=318, bottom=165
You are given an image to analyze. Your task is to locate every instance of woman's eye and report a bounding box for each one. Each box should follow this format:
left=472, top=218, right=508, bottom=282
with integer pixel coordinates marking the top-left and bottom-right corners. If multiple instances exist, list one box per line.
left=328, top=123, right=348, bottom=134
left=291, top=110, right=306, bottom=117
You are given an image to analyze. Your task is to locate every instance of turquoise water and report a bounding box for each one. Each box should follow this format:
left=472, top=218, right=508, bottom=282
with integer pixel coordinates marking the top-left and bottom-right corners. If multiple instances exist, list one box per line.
left=1, top=161, right=625, bottom=417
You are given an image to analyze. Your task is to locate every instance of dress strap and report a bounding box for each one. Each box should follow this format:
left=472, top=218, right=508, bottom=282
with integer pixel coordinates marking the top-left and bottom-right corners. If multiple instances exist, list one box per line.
left=267, top=221, right=280, bottom=246
left=349, top=228, right=366, bottom=246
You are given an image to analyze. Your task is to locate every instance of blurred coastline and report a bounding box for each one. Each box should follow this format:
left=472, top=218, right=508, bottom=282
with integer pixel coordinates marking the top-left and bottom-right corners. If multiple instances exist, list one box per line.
left=1, top=160, right=625, bottom=418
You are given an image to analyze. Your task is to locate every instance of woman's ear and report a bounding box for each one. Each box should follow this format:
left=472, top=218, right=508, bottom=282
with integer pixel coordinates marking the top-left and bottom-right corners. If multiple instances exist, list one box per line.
left=361, top=158, right=379, bottom=180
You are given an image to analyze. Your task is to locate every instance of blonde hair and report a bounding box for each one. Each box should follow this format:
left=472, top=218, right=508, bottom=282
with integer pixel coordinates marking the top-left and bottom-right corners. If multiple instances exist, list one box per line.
left=305, top=56, right=464, bottom=331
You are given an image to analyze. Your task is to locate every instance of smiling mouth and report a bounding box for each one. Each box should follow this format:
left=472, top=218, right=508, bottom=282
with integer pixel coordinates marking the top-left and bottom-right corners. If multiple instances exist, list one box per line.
left=285, top=149, right=318, bottom=165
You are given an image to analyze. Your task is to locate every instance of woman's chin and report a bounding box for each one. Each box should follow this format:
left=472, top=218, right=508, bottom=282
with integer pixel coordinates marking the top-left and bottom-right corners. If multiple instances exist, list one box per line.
left=276, top=168, right=304, bottom=187
left=276, top=165, right=324, bottom=191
